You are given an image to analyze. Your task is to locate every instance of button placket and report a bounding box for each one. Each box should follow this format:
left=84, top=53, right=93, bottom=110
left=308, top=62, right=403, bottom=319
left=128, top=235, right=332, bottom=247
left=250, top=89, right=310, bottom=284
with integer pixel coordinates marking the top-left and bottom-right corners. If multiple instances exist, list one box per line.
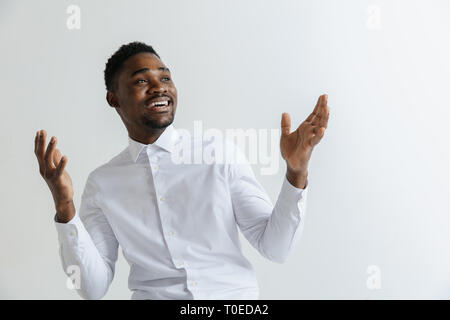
left=147, top=147, right=160, bottom=174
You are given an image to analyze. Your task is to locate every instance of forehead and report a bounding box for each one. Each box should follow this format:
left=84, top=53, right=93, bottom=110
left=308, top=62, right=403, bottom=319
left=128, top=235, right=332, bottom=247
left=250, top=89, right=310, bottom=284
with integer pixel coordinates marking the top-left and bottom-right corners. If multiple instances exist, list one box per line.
left=121, top=52, right=167, bottom=75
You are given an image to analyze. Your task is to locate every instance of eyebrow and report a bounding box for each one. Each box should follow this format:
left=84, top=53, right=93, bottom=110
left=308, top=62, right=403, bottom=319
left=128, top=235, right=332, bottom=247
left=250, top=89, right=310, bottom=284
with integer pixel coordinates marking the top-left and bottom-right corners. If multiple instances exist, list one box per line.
left=130, top=67, right=170, bottom=77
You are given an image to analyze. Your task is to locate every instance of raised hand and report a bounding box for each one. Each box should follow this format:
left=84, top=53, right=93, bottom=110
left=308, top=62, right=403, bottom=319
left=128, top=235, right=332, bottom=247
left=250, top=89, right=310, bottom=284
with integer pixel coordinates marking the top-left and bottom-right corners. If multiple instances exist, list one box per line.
left=34, top=130, right=75, bottom=222
left=280, top=94, right=330, bottom=188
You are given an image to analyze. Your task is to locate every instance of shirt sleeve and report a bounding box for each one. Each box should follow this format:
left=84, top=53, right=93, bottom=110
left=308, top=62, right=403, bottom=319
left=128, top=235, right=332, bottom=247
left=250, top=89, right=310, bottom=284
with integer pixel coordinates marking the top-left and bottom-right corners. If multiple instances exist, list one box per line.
left=227, top=140, right=308, bottom=264
left=54, top=173, right=119, bottom=299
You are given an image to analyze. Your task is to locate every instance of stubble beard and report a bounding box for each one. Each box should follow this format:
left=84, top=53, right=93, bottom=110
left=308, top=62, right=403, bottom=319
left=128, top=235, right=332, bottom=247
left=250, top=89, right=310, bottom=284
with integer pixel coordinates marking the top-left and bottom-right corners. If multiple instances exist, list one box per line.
left=142, top=111, right=175, bottom=130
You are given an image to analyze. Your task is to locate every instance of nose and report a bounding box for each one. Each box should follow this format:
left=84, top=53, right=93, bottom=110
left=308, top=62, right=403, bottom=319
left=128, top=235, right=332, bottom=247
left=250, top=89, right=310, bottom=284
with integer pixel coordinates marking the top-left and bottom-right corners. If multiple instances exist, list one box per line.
left=147, top=80, right=167, bottom=95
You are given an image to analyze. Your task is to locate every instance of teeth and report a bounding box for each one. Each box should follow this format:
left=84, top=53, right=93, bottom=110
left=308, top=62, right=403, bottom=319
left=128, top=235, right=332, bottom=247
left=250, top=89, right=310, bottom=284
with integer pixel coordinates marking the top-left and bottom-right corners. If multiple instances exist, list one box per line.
left=151, top=100, right=169, bottom=107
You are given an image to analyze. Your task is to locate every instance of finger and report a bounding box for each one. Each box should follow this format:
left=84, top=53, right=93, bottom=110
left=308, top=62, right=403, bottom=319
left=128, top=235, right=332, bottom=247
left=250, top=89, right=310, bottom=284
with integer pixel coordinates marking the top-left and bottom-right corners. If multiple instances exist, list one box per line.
left=281, top=112, right=291, bottom=136
left=55, top=154, right=68, bottom=178
left=314, top=94, right=324, bottom=114
left=53, top=149, right=63, bottom=167
left=311, top=127, right=325, bottom=146
left=306, top=94, right=324, bottom=123
left=305, top=99, right=320, bottom=122
left=44, top=136, right=57, bottom=171
left=34, top=131, right=39, bottom=154
left=313, top=94, right=329, bottom=125
left=305, top=112, right=315, bottom=123
left=311, top=114, right=320, bottom=126
left=319, top=96, right=329, bottom=128
left=35, top=130, right=45, bottom=157
left=319, top=104, right=330, bottom=129
left=35, top=130, right=47, bottom=170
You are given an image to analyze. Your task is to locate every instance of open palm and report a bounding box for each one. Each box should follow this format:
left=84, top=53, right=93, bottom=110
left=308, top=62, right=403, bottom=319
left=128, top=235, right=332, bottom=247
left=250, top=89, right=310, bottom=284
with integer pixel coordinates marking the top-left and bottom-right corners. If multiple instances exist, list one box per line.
left=34, top=130, right=74, bottom=205
left=280, top=94, right=329, bottom=174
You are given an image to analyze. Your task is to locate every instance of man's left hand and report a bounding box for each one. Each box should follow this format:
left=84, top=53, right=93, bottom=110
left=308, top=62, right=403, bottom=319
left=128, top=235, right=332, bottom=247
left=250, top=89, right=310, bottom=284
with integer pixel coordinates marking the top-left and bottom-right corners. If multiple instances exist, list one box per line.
left=280, top=94, right=330, bottom=188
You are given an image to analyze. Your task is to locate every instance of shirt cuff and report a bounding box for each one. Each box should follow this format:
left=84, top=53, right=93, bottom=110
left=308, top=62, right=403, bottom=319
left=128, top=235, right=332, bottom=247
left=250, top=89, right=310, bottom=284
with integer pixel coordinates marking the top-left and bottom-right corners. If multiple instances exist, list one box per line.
left=279, top=175, right=308, bottom=203
left=54, top=211, right=83, bottom=245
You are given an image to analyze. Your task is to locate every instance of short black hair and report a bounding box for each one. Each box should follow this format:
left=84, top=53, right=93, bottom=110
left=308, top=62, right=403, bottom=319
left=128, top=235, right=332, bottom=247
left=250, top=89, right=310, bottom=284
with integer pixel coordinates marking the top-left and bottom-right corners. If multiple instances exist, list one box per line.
left=104, top=41, right=160, bottom=92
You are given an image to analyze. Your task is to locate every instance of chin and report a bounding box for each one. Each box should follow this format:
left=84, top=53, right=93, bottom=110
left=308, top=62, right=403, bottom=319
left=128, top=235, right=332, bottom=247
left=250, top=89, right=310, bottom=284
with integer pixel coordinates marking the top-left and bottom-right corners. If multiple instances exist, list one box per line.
left=143, top=116, right=174, bottom=130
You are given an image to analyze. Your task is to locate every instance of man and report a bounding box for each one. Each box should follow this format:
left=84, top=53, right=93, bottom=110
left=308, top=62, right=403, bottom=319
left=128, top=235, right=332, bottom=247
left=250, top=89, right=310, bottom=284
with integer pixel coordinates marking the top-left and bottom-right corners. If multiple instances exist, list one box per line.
left=34, top=41, right=329, bottom=300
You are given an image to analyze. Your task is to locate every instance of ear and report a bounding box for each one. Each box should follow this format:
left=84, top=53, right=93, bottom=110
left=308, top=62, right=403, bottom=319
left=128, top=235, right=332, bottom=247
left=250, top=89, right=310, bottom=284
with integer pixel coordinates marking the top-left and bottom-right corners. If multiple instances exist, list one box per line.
left=106, top=91, right=119, bottom=108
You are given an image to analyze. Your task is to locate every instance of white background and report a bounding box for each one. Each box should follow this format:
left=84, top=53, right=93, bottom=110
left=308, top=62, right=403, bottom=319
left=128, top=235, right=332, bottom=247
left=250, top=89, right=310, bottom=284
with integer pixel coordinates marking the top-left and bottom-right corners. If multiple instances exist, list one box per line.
left=1, top=0, right=449, bottom=299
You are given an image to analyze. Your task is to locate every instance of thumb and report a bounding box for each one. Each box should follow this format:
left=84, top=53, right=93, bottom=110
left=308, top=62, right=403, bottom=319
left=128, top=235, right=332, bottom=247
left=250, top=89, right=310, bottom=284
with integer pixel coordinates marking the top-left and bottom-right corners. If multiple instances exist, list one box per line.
left=53, top=149, right=62, bottom=167
left=281, top=112, right=291, bottom=137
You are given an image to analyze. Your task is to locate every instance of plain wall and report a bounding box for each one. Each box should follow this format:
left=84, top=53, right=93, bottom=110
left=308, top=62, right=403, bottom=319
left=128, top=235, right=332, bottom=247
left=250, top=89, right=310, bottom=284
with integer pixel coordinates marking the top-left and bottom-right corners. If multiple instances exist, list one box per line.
left=1, top=0, right=450, bottom=299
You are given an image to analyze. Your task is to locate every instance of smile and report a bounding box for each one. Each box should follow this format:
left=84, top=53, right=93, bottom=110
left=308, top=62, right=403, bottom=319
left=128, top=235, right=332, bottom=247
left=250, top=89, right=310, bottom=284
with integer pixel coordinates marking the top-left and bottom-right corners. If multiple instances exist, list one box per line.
left=150, top=100, right=169, bottom=107
left=145, top=99, right=171, bottom=113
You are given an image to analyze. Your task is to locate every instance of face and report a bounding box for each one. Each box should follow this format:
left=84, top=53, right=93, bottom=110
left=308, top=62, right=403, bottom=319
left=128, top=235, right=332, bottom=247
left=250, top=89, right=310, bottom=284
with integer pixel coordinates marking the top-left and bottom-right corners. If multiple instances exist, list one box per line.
left=107, top=52, right=177, bottom=138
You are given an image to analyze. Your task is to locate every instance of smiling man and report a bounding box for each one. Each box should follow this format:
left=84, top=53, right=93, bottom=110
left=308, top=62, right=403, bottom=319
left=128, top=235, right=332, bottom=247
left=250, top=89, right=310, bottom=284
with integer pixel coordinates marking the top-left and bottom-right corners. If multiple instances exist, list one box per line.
left=34, top=41, right=329, bottom=300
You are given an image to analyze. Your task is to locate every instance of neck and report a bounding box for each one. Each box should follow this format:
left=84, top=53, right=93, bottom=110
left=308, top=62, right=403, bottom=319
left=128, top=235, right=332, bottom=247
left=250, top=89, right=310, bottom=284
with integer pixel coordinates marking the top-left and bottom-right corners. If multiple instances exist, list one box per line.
left=129, top=126, right=167, bottom=145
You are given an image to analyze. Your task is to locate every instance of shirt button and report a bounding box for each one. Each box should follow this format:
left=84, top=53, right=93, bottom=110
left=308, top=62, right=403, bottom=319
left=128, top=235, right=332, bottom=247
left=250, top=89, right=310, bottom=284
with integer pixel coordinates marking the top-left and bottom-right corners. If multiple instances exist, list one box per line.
left=70, top=231, right=75, bottom=236
left=160, top=196, right=165, bottom=202
left=190, top=281, right=197, bottom=287
left=176, top=261, right=184, bottom=268
left=167, top=231, right=174, bottom=237
left=153, top=164, right=159, bottom=171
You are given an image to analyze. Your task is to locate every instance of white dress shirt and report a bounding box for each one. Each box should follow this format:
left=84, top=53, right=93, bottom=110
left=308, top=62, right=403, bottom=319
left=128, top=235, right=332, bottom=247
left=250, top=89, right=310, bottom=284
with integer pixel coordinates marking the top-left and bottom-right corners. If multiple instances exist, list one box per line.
left=54, top=124, right=308, bottom=300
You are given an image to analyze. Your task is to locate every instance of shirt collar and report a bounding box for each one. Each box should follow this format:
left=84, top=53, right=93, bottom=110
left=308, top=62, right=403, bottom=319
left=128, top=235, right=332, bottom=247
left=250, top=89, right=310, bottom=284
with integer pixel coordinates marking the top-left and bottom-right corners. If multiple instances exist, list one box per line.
left=128, top=124, right=179, bottom=162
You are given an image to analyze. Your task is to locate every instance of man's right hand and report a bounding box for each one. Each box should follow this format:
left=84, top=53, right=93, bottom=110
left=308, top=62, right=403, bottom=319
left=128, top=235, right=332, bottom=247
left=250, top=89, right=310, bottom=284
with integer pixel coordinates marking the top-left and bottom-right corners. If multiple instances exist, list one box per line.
left=34, top=130, right=75, bottom=223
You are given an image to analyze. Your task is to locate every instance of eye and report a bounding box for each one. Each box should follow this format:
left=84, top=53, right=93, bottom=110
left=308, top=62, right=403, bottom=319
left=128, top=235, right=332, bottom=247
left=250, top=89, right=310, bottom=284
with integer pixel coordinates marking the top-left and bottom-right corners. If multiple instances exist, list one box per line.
left=162, top=77, right=171, bottom=81
left=136, top=79, right=147, bottom=84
